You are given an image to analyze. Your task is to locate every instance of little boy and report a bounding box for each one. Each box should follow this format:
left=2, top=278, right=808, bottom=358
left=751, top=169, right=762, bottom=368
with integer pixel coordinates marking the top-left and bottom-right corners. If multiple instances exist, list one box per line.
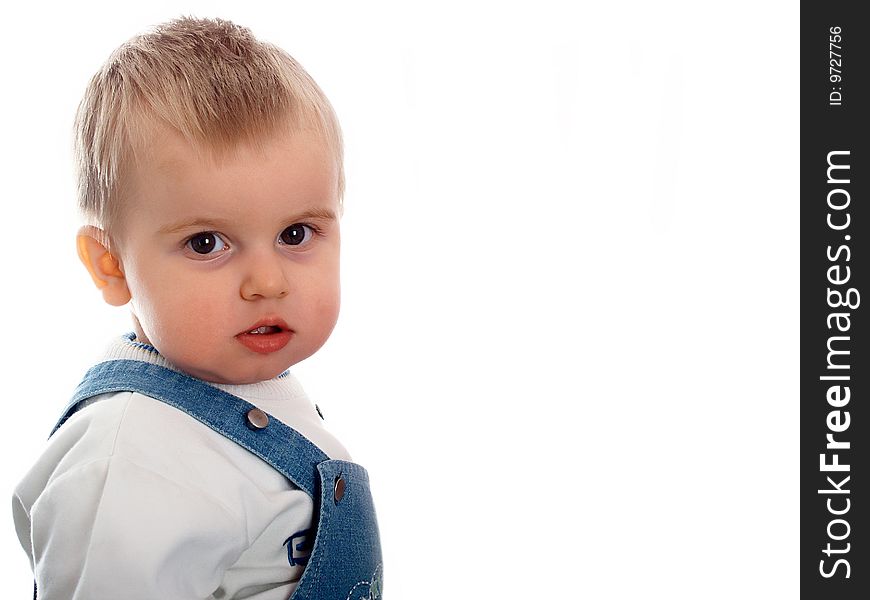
left=12, top=17, right=382, bottom=600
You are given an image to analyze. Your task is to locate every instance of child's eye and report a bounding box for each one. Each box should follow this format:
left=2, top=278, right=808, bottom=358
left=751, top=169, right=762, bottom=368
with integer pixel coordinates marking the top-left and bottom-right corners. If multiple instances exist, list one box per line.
left=186, top=232, right=227, bottom=255
left=278, top=224, right=314, bottom=246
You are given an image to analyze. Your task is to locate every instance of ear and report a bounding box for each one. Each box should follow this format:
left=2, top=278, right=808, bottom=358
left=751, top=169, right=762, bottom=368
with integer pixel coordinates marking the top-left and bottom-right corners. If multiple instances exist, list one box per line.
left=76, top=226, right=131, bottom=306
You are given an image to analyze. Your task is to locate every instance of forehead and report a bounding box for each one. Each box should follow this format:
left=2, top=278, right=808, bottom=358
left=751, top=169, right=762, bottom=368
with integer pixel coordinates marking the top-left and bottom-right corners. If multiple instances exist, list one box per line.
left=144, top=123, right=336, bottom=183
left=120, top=127, right=339, bottom=230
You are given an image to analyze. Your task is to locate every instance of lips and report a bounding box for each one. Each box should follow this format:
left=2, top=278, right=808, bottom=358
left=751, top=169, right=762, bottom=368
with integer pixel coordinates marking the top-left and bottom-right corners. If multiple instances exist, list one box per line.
left=236, top=318, right=293, bottom=354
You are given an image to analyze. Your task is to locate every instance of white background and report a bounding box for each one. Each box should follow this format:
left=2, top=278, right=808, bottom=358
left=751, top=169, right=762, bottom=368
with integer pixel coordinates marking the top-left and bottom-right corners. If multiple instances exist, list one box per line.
left=0, top=1, right=798, bottom=597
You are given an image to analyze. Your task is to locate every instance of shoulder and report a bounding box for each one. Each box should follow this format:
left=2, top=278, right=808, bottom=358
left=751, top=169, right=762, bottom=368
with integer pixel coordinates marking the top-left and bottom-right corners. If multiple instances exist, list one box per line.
left=35, top=391, right=203, bottom=480
left=18, top=391, right=302, bottom=518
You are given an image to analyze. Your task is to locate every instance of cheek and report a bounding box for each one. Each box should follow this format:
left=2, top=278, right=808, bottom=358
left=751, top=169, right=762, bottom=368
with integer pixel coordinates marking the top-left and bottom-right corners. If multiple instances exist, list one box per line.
left=123, top=257, right=168, bottom=319
left=324, top=267, right=342, bottom=313
left=127, top=279, right=162, bottom=331
left=129, top=287, right=176, bottom=343
left=129, top=274, right=213, bottom=343
left=310, top=274, right=341, bottom=334
left=320, top=293, right=341, bottom=330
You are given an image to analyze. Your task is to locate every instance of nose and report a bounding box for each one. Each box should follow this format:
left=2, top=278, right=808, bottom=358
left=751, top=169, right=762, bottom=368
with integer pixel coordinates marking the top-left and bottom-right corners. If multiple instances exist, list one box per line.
left=240, top=251, right=290, bottom=300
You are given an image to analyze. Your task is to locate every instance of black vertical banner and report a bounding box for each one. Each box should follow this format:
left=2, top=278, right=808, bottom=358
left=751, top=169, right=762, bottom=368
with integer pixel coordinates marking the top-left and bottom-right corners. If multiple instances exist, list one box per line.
left=802, top=4, right=869, bottom=598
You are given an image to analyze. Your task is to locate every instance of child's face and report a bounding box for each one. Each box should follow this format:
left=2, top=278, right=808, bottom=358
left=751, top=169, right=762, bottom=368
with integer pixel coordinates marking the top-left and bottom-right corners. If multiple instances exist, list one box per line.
left=113, top=130, right=341, bottom=384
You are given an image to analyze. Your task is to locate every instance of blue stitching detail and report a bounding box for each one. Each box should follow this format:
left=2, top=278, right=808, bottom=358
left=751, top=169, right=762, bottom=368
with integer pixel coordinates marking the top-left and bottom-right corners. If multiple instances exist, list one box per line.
left=284, top=528, right=312, bottom=566
left=123, top=332, right=158, bottom=353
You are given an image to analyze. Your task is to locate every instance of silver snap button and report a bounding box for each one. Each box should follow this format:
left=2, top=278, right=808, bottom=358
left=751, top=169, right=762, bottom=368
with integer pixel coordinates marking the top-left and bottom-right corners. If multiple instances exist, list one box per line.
left=246, top=408, right=269, bottom=430
left=334, top=475, right=346, bottom=503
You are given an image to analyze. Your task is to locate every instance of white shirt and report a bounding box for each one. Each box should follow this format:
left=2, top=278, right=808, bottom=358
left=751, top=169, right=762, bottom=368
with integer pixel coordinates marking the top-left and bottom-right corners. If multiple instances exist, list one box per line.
left=13, top=336, right=350, bottom=600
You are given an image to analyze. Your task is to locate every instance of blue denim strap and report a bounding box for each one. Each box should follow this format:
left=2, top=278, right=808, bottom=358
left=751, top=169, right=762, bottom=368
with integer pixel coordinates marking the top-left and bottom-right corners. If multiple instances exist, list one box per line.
left=51, top=359, right=328, bottom=498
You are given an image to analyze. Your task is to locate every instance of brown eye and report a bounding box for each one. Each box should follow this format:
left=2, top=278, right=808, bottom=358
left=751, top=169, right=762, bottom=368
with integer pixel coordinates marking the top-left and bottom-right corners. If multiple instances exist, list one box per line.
left=279, top=224, right=313, bottom=246
left=187, top=232, right=226, bottom=254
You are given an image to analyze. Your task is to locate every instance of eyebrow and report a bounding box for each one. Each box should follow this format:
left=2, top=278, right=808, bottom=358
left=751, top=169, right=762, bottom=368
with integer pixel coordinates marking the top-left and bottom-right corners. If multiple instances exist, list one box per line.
left=158, top=208, right=338, bottom=235
left=158, top=217, right=235, bottom=235
left=294, top=208, right=338, bottom=223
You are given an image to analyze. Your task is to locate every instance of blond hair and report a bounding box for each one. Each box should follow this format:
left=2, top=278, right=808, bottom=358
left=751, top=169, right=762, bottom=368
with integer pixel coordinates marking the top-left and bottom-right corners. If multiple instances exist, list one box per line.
left=75, top=17, right=343, bottom=231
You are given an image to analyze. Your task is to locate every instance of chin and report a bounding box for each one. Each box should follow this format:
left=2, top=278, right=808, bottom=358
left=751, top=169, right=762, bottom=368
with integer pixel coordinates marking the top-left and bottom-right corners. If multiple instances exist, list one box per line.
left=182, top=351, right=300, bottom=385
left=236, top=363, right=292, bottom=385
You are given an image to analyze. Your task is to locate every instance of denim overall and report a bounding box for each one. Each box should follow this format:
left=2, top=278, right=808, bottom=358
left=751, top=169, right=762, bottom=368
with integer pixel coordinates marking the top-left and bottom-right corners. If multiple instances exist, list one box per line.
left=40, top=359, right=383, bottom=600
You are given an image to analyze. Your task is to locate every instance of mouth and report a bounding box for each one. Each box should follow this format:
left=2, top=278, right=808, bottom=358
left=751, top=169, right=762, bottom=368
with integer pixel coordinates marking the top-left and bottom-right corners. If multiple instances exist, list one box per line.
left=246, top=325, right=283, bottom=335
left=236, top=319, right=293, bottom=354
